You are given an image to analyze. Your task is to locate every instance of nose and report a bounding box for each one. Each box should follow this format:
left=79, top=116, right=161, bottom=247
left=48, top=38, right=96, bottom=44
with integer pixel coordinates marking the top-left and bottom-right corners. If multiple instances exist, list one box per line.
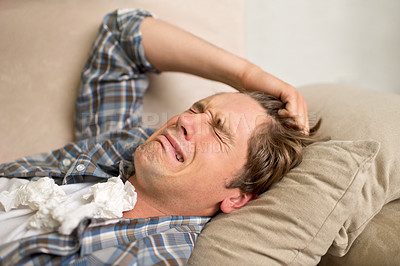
left=176, top=112, right=208, bottom=140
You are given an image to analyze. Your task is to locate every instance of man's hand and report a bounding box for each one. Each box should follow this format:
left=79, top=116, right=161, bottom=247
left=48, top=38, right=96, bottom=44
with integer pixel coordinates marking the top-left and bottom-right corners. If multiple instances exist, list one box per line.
left=240, top=66, right=310, bottom=134
left=141, top=17, right=309, bottom=133
left=278, top=85, right=310, bottom=134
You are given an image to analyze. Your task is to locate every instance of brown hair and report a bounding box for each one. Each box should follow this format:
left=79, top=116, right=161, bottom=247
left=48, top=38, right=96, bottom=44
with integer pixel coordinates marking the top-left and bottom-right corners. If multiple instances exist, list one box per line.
left=227, top=91, right=320, bottom=195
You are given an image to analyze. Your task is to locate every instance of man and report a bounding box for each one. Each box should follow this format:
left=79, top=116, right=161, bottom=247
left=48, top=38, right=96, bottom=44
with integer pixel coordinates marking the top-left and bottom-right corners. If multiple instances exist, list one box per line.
left=0, top=9, right=314, bottom=265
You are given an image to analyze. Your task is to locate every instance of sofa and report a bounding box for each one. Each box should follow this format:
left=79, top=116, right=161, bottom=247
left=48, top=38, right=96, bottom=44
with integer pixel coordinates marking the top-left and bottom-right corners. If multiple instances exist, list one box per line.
left=1, top=0, right=399, bottom=265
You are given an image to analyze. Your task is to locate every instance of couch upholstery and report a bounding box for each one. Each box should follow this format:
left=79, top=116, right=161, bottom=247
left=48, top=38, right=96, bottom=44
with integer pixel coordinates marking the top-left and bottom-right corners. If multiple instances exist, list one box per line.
left=305, top=85, right=400, bottom=265
left=1, top=1, right=399, bottom=265
left=188, top=85, right=400, bottom=265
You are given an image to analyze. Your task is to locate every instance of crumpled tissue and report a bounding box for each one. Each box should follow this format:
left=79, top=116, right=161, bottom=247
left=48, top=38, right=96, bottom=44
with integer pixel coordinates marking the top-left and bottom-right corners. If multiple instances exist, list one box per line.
left=0, top=176, right=137, bottom=235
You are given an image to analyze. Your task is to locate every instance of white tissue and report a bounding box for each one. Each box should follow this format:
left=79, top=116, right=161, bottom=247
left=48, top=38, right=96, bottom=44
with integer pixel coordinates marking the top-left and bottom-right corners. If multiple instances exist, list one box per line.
left=83, top=176, right=137, bottom=217
left=0, top=177, right=66, bottom=231
left=57, top=177, right=137, bottom=234
left=0, top=176, right=137, bottom=235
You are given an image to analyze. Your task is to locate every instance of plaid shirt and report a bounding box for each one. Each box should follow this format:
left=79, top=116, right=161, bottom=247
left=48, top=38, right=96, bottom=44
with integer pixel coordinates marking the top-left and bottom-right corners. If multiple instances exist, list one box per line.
left=0, top=9, right=210, bottom=265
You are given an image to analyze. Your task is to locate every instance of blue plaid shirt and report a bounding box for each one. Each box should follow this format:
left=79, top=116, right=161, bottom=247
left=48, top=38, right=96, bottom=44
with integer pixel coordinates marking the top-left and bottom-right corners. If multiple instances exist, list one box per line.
left=0, top=9, right=210, bottom=265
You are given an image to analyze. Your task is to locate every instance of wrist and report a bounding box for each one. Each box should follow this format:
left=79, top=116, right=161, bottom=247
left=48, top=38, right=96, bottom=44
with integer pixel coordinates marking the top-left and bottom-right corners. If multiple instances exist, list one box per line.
left=240, top=64, right=279, bottom=94
left=236, top=62, right=262, bottom=91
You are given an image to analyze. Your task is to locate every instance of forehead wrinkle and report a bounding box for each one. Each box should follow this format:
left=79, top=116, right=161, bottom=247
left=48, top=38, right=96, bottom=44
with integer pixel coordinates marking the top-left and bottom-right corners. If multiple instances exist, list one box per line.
left=192, top=97, right=235, bottom=142
left=192, top=92, right=229, bottom=111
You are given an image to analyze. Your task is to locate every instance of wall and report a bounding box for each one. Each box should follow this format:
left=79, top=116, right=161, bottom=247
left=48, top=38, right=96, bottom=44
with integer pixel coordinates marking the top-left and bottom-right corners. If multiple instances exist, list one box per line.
left=246, top=0, right=400, bottom=93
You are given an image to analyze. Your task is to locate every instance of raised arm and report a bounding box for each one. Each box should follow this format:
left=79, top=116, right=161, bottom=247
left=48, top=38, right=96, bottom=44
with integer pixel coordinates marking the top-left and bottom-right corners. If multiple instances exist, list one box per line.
left=140, top=17, right=309, bottom=133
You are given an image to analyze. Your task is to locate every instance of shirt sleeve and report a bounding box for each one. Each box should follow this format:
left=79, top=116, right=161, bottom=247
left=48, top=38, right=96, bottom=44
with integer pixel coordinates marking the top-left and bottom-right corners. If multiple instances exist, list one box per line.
left=75, top=9, right=158, bottom=141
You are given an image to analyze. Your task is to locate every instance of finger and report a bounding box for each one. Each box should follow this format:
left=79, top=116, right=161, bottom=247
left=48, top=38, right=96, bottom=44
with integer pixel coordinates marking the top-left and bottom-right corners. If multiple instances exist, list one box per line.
left=279, top=90, right=310, bottom=133
left=278, top=108, right=290, bottom=118
left=278, top=105, right=309, bottom=134
left=303, top=105, right=310, bottom=135
left=302, top=114, right=310, bottom=135
left=297, top=100, right=309, bottom=134
left=291, top=95, right=309, bottom=131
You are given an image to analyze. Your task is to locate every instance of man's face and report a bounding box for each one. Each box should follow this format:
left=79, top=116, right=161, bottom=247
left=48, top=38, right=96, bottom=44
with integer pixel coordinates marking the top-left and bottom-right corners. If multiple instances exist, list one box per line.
left=133, top=93, right=267, bottom=216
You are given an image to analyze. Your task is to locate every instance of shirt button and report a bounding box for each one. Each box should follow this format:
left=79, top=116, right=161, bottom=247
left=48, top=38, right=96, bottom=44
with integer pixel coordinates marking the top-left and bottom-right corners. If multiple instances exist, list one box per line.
left=76, top=164, right=85, bottom=172
left=62, top=158, right=72, bottom=167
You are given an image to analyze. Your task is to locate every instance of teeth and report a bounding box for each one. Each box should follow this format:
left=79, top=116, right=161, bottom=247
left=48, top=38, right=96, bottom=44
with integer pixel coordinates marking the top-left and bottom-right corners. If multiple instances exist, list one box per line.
left=175, top=152, right=184, bottom=162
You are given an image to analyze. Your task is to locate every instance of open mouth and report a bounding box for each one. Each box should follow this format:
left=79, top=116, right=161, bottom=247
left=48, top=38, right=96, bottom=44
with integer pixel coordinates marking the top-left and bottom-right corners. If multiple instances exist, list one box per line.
left=161, top=130, right=185, bottom=163
left=175, top=151, right=183, bottom=162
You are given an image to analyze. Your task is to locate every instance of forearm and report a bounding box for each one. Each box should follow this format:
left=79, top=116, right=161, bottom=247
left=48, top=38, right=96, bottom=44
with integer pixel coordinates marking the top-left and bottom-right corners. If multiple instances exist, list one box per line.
left=140, top=17, right=245, bottom=89
left=140, top=16, right=309, bottom=131
left=140, top=17, right=288, bottom=95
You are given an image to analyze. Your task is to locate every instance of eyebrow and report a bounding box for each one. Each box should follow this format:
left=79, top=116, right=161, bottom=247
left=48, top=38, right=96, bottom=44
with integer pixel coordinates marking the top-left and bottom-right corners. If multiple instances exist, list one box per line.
left=192, top=100, right=233, bottom=141
left=192, top=101, right=208, bottom=113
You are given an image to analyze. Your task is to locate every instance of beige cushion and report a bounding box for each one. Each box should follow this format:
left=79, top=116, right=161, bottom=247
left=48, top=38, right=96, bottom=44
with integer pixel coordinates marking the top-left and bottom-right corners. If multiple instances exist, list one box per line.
left=0, top=0, right=243, bottom=163
left=301, top=84, right=400, bottom=256
left=319, top=198, right=400, bottom=265
left=189, top=83, right=400, bottom=264
left=188, top=140, right=379, bottom=265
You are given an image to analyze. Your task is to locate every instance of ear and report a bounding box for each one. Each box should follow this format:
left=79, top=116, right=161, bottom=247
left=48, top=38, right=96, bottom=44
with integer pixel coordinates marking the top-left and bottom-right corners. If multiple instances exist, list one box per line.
left=220, top=192, right=255, bottom=214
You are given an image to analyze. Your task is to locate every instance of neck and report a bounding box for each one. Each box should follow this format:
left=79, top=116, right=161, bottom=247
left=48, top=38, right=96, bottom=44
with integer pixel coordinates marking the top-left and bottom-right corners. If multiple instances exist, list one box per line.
left=122, top=175, right=167, bottom=219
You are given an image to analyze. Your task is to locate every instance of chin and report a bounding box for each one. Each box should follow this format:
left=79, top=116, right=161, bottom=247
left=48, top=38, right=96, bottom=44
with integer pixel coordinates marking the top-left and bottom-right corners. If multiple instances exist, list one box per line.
left=134, top=141, right=165, bottom=177
left=135, top=141, right=158, bottom=162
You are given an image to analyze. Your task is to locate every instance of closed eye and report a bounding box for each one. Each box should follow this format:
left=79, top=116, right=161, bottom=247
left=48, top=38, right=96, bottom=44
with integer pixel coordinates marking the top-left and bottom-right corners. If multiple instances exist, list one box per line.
left=211, top=115, right=233, bottom=144
left=212, top=118, right=223, bottom=140
left=188, top=108, right=197, bottom=114
left=211, top=125, right=222, bottom=141
left=189, top=102, right=233, bottom=143
left=188, top=108, right=221, bottom=139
